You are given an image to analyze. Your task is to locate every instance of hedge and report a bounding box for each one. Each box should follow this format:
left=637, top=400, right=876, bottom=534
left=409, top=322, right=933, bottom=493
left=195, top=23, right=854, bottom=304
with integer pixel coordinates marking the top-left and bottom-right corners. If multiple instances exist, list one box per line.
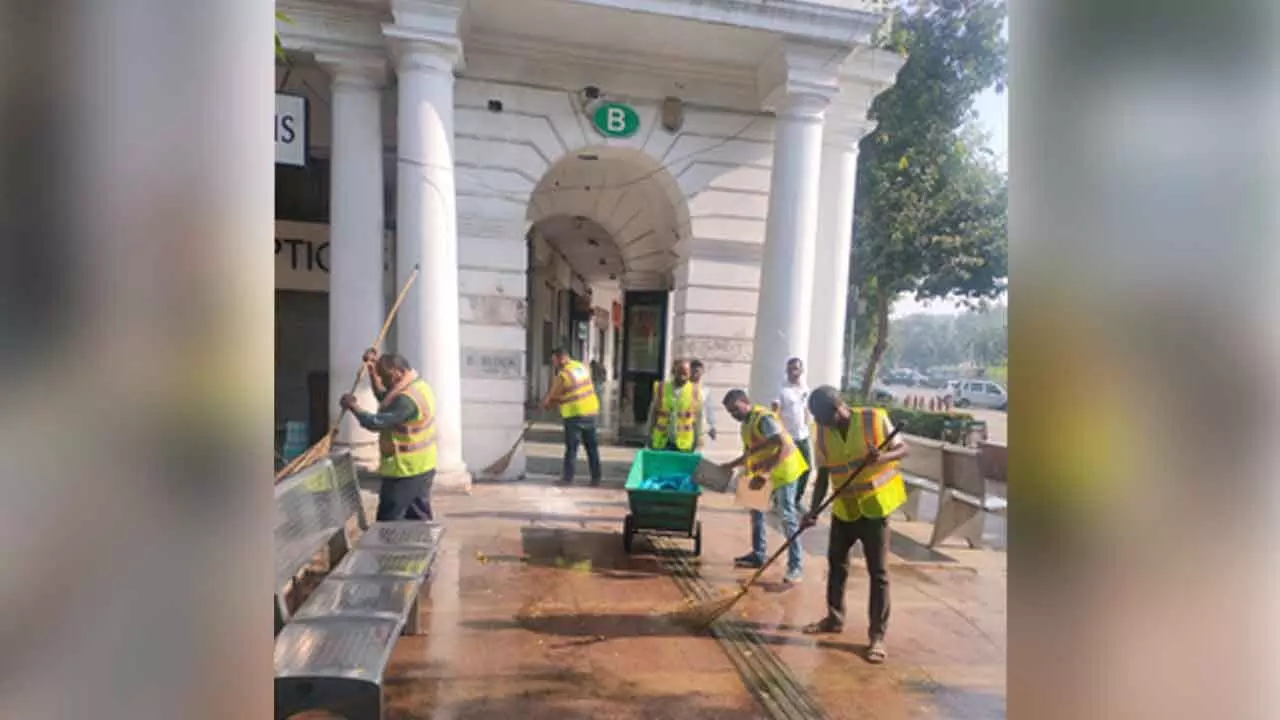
left=844, top=392, right=974, bottom=442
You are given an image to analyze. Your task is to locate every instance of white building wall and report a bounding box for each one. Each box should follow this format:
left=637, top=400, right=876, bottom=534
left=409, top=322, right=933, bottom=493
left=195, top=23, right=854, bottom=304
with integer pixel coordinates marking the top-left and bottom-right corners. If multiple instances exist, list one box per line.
left=452, top=75, right=775, bottom=472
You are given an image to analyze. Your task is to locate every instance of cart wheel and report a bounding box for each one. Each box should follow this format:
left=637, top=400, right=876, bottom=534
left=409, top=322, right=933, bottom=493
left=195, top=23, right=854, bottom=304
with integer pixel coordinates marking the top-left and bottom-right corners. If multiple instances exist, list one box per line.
left=693, top=521, right=703, bottom=557
left=623, top=514, right=635, bottom=554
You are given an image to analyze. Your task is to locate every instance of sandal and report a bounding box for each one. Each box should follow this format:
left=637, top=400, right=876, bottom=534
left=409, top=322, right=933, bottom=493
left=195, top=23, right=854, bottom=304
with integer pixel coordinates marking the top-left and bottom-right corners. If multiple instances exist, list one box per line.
left=802, top=616, right=844, bottom=635
left=866, top=637, right=887, bottom=664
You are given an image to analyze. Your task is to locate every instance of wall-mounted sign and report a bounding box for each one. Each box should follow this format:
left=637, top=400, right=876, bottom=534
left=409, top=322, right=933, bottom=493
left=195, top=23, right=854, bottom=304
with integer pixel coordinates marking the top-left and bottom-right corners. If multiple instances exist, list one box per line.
left=592, top=102, right=640, bottom=139
left=275, top=221, right=394, bottom=293
left=276, top=93, right=308, bottom=167
left=461, top=348, right=524, bottom=380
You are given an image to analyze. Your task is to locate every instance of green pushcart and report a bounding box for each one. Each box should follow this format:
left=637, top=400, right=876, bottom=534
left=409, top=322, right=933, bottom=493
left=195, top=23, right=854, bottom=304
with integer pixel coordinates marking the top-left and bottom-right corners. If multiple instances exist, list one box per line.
left=623, top=449, right=704, bottom=556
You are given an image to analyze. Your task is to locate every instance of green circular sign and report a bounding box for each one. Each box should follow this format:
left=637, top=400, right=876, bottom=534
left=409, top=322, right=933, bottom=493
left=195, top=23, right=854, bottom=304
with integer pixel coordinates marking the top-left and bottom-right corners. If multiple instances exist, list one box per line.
left=592, top=103, right=640, bottom=138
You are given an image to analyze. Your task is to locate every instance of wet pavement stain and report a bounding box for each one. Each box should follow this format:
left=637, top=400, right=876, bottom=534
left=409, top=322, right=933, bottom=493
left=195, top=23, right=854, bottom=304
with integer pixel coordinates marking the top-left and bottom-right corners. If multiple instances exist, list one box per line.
left=352, top=450, right=1005, bottom=719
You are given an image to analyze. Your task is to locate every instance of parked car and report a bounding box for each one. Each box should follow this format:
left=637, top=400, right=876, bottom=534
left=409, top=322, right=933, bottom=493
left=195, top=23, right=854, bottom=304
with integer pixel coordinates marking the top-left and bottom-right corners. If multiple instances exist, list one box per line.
left=947, top=380, right=1007, bottom=410
left=870, top=386, right=896, bottom=404
left=884, top=369, right=927, bottom=387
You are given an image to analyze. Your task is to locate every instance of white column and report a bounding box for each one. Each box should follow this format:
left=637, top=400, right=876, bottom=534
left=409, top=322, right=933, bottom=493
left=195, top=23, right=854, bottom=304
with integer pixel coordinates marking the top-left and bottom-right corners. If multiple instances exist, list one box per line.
left=319, top=55, right=387, bottom=468
left=388, top=34, right=470, bottom=487
left=808, top=137, right=860, bottom=390
left=748, top=91, right=829, bottom=403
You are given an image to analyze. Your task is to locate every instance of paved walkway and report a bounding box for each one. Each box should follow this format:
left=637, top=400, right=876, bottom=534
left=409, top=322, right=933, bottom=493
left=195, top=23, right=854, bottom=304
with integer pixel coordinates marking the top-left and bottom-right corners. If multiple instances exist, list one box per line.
left=366, top=427, right=1006, bottom=719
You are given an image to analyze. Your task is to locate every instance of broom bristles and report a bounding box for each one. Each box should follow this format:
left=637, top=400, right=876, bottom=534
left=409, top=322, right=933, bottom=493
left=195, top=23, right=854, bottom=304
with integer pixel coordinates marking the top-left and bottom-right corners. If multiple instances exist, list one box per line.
left=667, top=587, right=747, bottom=630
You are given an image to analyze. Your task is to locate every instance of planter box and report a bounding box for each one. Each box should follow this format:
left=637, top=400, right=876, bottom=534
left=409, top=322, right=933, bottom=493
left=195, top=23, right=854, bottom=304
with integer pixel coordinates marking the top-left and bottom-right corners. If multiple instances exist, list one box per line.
left=901, top=434, right=945, bottom=482
left=978, top=441, right=1008, bottom=485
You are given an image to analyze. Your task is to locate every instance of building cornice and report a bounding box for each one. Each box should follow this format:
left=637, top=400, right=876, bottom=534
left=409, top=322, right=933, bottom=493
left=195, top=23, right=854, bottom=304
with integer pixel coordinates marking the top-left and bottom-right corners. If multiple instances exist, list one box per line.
left=562, top=0, right=886, bottom=47
left=465, top=29, right=757, bottom=92
left=277, top=0, right=387, bottom=56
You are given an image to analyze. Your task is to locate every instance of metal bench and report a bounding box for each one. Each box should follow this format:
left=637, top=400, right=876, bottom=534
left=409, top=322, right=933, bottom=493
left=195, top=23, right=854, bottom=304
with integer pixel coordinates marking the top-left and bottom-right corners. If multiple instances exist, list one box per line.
left=274, top=459, right=358, bottom=632
left=928, top=444, right=1008, bottom=549
left=274, top=452, right=445, bottom=720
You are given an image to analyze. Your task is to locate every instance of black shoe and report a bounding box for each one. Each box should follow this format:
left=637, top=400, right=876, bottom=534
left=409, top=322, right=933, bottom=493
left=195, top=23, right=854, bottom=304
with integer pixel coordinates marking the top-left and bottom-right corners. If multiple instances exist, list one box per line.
left=802, top=616, right=845, bottom=635
left=557, top=477, right=573, bottom=485
left=733, top=553, right=764, bottom=569
left=589, top=478, right=602, bottom=487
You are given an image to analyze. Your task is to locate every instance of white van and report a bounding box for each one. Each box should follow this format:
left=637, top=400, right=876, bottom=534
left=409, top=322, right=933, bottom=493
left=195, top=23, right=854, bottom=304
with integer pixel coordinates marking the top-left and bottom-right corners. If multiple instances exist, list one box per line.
left=950, top=380, right=1007, bottom=410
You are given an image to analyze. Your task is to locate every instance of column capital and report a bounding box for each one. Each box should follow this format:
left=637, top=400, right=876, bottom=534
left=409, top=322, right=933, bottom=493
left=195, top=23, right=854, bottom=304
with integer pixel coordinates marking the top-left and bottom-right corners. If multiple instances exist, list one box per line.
left=383, top=0, right=465, bottom=72
left=757, top=40, right=849, bottom=119
left=315, top=52, right=388, bottom=88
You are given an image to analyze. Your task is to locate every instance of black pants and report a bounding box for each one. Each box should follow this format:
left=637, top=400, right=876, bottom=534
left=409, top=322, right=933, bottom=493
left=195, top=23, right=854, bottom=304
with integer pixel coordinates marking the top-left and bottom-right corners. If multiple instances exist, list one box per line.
left=827, top=515, right=891, bottom=639
left=376, top=469, right=436, bottom=522
left=562, top=415, right=602, bottom=483
left=793, top=437, right=813, bottom=506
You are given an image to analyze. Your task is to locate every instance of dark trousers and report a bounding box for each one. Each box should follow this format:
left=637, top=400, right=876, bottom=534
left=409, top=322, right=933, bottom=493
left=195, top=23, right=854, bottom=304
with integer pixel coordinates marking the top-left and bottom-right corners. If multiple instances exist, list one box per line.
left=376, top=469, right=436, bottom=522
left=563, top=415, right=602, bottom=483
left=794, top=437, right=813, bottom=506
left=827, top=515, right=891, bottom=639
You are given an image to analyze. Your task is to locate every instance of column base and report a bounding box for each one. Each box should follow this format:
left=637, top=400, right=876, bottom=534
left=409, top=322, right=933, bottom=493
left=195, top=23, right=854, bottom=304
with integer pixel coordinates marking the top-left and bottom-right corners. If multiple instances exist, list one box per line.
left=433, top=468, right=473, bottom=495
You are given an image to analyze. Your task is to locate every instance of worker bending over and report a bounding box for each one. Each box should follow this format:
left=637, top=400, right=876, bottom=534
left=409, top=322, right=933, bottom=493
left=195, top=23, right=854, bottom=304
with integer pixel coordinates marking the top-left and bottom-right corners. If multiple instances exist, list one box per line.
left=542, top=348, right=603, bottom=486
left=800, top=385, right=909, bottom=664
left=340, top=350, right=438, bottom=521
left=721, top=389, right=807, bottom=584
left=647, top=358, right=701, bottom=452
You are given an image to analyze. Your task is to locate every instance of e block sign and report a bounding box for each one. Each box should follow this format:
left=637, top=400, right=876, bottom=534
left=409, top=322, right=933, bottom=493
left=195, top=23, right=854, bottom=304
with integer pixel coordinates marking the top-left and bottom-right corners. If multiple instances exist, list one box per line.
left=592, top=102, right=640, bottom=139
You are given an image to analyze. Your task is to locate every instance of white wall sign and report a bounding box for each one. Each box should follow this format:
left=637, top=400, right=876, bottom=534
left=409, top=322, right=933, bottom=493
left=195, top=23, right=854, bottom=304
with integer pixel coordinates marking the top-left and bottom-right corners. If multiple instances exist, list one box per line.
left=276, top=93, right=307, bottom=167
left=461, top=349, right=524, bottom=380
left=275, top=221, right=395, bottom=293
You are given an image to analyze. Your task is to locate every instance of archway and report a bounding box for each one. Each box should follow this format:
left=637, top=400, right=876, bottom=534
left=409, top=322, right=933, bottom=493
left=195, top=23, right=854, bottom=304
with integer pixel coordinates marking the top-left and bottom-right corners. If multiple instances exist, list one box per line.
left=523, top=146, right=692, bottom=440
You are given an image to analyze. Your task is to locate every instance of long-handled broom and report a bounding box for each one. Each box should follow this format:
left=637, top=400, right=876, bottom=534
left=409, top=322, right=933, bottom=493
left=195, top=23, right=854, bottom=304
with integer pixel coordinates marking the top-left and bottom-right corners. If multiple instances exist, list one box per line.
left=672, top=424, right=906, bottom=629
left=274, top=264, right=421, bottom=482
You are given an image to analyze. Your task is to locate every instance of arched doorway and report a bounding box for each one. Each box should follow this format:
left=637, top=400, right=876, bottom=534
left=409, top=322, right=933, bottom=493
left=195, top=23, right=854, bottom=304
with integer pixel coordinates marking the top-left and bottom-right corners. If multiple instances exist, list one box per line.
left=524, top=146, right=691, bottom=441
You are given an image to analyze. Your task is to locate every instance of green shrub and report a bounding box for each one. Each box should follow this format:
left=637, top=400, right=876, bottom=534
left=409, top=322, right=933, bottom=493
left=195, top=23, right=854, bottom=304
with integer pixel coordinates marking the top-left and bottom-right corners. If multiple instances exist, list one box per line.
left=844, top=393, right=974, bottom=441
left=886, top=407, right=975, bottom=441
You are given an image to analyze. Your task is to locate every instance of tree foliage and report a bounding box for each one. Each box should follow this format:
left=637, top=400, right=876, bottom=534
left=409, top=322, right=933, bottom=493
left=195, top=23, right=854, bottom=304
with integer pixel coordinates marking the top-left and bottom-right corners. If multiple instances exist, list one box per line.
left=879, top=305, right=1008, bottom=371
left=850, top=0, right=1008, bottom=396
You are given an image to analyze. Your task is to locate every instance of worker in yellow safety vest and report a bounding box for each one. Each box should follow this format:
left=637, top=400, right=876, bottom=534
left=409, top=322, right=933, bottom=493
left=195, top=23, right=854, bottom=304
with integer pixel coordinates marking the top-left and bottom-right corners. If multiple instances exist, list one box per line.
left=541, top=348, right=603, bottom=486
left=340, top=350, right=439, bottom=522
left=799, top=385, right=909, bottom=665
left=647, top=358, right=701, bottom=452
left=720, top=388, right=808, bottom=584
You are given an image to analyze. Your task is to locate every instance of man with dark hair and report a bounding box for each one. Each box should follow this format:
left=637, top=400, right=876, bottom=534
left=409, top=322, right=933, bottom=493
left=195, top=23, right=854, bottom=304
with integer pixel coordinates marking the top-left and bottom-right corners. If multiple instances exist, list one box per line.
left=800, top=385, right=909, bottom=664
left=690, top=359, right=717, bottom=443
left=542, top=348, right=603, bottom=485
left=647, top=358, right=700, bottom=452
left=340, top=349, right=438, bottom=521
left=772, top=357, right=813, bottom=512
left=721, top=388, right=807, bottom=583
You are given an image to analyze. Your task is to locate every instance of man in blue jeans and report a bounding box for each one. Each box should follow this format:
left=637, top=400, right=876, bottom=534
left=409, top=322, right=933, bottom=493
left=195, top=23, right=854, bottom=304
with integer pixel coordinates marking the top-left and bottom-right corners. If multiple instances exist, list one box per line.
left=541, top=348, right=603, bottom=485
left=721, top=389, right=807, bottom=584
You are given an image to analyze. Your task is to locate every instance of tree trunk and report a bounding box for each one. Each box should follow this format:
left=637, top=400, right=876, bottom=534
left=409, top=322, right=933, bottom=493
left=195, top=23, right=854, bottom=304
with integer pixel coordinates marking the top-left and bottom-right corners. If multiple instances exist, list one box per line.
left=859, top=294, right=891, bottom=399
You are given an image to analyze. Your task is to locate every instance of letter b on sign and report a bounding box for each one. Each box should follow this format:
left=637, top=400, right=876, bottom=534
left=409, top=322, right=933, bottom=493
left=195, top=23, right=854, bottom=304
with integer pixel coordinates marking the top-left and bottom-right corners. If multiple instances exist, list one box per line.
left=592, top=103, right=639, bottom=139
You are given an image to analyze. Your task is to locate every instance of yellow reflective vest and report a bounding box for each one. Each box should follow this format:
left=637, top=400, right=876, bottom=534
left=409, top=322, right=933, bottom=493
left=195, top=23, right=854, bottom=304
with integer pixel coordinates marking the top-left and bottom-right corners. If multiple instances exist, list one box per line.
left=650, top=380, right=698, bottom=451
left=378, top=378, right=439, bottom=478
left=740, top=405, right=808, bottom=489
left=556, top=359, right=600, bottom=418
left=815, top=407, right=906, bottom=521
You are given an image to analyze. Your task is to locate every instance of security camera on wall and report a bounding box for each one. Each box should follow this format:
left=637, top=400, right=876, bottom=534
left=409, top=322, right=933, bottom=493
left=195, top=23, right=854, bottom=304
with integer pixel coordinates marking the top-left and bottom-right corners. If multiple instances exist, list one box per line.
left=578, top=85, right=602, bottom=116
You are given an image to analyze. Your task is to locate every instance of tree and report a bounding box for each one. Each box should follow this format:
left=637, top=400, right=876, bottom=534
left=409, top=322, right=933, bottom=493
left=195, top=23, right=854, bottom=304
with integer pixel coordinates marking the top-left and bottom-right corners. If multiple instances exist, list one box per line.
left=852, top=0, right=1008, bottom=397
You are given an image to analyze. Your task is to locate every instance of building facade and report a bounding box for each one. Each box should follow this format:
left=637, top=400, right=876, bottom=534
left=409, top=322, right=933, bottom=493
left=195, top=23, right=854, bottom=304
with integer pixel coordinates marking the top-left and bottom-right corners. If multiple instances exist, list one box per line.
left=275, top=0, right=903, bottom=490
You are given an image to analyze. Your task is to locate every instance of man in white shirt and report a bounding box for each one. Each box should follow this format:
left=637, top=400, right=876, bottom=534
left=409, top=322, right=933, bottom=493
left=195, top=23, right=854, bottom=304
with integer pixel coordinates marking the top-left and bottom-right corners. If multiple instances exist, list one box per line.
left=772, top=357, right=813, bottom=512
left=690, top=359, right=717, bottom=445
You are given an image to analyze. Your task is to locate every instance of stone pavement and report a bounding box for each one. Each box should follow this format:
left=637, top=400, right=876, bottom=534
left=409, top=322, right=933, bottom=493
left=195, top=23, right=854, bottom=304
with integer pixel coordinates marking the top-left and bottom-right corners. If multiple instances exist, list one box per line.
left=360, top=427, right=1006, bottom=719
